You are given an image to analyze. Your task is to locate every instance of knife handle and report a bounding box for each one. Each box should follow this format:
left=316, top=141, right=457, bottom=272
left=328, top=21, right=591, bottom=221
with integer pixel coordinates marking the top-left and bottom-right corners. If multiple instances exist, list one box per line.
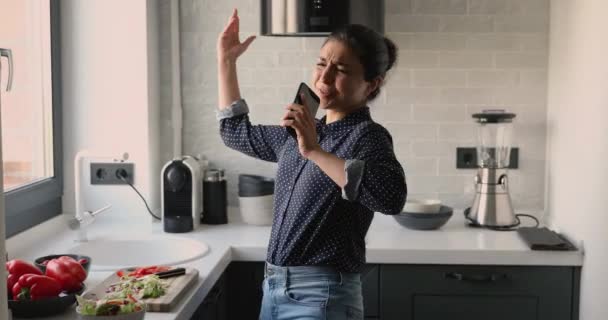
left=156, top=268, right=186, bottom=279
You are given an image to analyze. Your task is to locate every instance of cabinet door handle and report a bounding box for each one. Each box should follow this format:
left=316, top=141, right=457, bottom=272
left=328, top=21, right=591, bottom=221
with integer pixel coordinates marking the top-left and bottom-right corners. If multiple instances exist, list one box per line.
left=444, top=272, right=508, bottom=283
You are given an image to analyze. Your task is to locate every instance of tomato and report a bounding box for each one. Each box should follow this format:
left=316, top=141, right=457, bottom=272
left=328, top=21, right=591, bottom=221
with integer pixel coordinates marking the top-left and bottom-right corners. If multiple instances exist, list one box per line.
left=127, top=265, right=170, bottom=278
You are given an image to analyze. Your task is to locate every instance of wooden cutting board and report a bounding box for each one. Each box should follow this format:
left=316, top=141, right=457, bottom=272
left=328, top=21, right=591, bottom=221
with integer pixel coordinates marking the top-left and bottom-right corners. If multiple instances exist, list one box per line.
left=83, top=267, right=199, bottom=312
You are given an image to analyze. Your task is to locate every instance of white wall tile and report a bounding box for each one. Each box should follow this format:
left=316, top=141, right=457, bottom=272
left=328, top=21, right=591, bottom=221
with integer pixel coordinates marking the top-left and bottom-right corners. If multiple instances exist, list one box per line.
left=385, top=69, right=411, bottom=87
left=397, top=157, right=438, bottom=175
left=439, top=88, right=494, bottom=104
left=466, top=34, right=519, bottom=51
left=439, top=16, right=494, bottom=33
left=410, top=34, right=468, bottom=50
left=238, top=52, right=279, bottom=68
left=494, top=15, right=549, bottom=33
left=248, top=37, right=304, bottom=52
left=493, top=87, right=546, bottom=105
left=519, top=70, right=547, bottom=87
left=468, top=70, right=519, bottom=87
left=518, top=34, right=548, bottom=51
left=372, top=104, right=412, bottom=123
left=398, top=51, right=439, bottom=68
left=438, top=124, right=478, bottom=141
left=278, top=51, right=319, bottom=68
left=495, top=53, right=547, bottom=68
left=413, top=0, right=467, bottom=15
left=468, top=0, right=510, bottom=15
left=440, top=52, right=494, bottom=68
left=303, top=38, right=326, bottom=51
left=387, top=88, right=441, bottom=104
left=413, top=105, right=468, bottom=122
left=387, top=15, right=440, bottom=32
left=385, top=123, right=438, bottom=140
left=407, top=175, right=467, bottom=194
left=414, top=70, right=467, bottom=87
left=158, top=0, right=550, bottom=211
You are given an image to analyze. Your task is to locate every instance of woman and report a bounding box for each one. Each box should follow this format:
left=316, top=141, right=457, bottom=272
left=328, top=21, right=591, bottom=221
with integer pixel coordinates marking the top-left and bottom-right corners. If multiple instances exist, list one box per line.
left=216, top=9, right=406, bottom=320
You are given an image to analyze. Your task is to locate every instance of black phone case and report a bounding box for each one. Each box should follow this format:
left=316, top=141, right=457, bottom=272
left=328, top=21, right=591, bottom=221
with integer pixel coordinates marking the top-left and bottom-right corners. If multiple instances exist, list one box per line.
left=287, top=83, right=320, bottom=138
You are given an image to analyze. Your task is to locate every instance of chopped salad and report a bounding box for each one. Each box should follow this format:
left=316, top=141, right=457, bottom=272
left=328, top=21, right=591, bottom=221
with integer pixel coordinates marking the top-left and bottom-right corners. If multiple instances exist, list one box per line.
left=76, top=295, right=144, bottom=316
left=105, top=274, right=167, bottom=299
left=76, top=266, right=171, bottom=316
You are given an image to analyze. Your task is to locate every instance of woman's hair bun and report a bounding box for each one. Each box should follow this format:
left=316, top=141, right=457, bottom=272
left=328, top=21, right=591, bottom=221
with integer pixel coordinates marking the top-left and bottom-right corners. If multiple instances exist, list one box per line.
left=384, top=37, right=397, bottom=72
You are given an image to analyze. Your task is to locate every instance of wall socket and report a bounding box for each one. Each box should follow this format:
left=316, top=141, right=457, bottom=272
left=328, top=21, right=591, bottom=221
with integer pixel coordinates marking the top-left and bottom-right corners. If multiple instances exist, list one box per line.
left=90, top=162, right=134, bottom=185
left=456, top=147, right=519, bottom=169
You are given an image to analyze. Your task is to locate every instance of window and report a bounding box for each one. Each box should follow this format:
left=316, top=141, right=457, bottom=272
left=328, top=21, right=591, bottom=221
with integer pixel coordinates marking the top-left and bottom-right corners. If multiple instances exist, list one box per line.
left=1, top=0, right=62, bottom=237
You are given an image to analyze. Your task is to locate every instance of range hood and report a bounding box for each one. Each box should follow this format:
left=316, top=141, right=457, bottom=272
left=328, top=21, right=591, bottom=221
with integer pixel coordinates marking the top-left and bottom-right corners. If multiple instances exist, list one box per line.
left=261, top=0, right=384, bottom=36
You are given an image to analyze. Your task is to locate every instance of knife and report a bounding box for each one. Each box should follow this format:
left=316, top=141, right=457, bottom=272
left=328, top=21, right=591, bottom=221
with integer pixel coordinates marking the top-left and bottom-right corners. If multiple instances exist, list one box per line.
left=155, top=267, right=186, bottom=279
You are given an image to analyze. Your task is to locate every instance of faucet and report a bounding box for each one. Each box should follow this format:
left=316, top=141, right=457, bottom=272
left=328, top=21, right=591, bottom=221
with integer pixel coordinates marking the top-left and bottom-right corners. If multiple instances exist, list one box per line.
left=69, top=150, right=116, bottom=242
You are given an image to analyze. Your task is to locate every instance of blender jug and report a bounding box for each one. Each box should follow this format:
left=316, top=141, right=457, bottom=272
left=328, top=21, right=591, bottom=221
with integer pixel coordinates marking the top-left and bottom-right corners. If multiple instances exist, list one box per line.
left=466, top=110, right=518, bottom=228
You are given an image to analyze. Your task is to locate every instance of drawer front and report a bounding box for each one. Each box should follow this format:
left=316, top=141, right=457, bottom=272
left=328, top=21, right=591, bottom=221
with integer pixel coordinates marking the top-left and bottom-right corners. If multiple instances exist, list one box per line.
left=380, top=265, right=575, bottom=320
left=412, top=294, right=537, bottom=320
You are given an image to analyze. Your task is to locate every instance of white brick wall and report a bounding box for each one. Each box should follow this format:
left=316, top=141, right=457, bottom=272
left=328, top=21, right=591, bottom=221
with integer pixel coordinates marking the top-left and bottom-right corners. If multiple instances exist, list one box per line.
left=159, top=0, right=549, bottom=212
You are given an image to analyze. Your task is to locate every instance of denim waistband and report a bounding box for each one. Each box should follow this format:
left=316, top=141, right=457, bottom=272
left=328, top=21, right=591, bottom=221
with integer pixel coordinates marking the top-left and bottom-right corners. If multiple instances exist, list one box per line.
left=264, top=262, right=360, bottom=283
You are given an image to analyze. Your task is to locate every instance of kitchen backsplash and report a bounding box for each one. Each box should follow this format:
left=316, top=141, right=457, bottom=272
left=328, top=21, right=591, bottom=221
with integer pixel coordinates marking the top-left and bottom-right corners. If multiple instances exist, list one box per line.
left=158, top=0, right=549, bottom=213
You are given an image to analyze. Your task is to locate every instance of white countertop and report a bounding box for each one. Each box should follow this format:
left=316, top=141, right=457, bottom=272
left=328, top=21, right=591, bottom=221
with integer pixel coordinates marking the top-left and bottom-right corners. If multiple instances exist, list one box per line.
left=7, top=207, right=583, bottom=320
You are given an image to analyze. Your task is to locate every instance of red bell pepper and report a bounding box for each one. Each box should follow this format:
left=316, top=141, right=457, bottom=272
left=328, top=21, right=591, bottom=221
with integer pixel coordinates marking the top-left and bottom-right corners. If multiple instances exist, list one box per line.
left=45, top=256, right=86, bottom=292
left=6, top=259, right=43, bottom=299
left=12, top=274, right=62, bottom=300
left=6, top=259, right=43, bottom=277
left=7, top=273, right=19, bottom=300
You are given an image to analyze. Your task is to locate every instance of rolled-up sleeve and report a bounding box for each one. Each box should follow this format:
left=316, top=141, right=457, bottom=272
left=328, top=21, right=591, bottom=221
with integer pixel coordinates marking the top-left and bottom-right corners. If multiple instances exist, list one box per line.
left=218, top=99, right=288, bottom=163
left=341, top=128, right=407, bottom=215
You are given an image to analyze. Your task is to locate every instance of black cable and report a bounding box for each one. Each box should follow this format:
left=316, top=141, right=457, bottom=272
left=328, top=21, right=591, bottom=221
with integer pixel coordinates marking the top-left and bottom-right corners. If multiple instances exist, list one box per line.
left=465, top=209, right=540, bottom=231
left=515, top=213, right=540, bottom=227
left=117, top=172, right=161, bottom=220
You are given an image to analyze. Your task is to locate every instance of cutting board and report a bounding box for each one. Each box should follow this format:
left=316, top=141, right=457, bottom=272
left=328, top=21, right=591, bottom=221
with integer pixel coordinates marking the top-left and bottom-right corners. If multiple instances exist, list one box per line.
left=83, top=267, right=199, bottom=312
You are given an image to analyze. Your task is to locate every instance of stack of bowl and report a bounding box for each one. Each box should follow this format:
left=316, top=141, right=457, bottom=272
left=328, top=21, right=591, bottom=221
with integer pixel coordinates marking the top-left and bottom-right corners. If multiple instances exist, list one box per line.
left=393, top=199, right=453, bottom=230
left=238, top=174, right=275, bottom=225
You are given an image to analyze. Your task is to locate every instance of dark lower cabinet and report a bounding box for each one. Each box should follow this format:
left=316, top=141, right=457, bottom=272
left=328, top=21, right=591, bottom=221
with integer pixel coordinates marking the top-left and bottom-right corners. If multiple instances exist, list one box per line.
left=361, top=264, right=380, bottom=319
left=191, top=273, right=227, bottom=320
left=225, top=262, right=265, bottom=320
left=191, top=263, right=580, bottom=320
left=380, top=265, right=581, bottom=320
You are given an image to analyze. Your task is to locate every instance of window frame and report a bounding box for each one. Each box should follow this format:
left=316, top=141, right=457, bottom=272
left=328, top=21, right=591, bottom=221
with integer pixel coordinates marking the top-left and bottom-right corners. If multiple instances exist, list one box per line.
left=5, top=0, right=62, bottom=237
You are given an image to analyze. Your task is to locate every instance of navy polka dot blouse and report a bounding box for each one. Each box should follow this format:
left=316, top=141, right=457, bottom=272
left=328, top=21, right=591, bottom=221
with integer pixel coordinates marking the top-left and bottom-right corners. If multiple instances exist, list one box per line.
left=218, top=99, right=407, bottom=273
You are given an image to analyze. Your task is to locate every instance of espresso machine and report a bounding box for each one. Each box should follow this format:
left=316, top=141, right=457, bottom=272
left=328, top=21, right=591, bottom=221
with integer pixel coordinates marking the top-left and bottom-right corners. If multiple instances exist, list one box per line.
left=465, top=110, right=518, bottom=228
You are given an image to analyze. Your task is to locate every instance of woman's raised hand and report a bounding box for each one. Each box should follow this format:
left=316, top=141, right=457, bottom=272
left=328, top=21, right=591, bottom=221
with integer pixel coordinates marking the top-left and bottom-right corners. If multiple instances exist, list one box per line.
left=217, top=9, right=256, bottom=63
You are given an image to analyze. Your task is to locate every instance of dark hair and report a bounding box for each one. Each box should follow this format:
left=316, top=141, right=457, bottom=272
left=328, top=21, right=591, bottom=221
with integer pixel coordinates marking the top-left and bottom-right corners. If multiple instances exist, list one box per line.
left=324, top=24, right=398, bottom=100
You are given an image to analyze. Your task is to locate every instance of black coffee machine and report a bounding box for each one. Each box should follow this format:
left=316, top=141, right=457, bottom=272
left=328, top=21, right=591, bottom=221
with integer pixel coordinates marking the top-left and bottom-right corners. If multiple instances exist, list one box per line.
left=161, top=156, right=202, bottom=233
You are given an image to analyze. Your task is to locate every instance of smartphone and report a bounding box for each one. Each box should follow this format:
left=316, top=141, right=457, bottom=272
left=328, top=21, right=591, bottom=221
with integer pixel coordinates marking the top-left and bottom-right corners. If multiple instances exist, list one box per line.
left=287, top=82, right=320, bottom=138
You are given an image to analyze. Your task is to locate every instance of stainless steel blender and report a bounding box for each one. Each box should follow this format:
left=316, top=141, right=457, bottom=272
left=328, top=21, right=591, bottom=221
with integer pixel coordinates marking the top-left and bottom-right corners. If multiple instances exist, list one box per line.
left=465, top=110, right=518, bottom=228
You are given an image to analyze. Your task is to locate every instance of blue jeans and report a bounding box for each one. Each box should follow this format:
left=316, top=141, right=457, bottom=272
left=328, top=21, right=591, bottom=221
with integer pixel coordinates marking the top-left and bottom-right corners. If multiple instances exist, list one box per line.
left=259, top=262, right=364, bottom=320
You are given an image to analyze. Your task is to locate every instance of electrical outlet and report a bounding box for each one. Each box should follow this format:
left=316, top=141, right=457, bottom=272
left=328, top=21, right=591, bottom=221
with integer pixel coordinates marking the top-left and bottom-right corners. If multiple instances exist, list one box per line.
left=90, top=162, right=134, bottom=185
left=456, top=147, right=519, bottom=169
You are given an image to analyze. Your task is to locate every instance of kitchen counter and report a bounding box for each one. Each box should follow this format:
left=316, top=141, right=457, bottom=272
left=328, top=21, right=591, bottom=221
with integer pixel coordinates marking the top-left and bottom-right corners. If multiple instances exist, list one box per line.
left=6, top=208, right=583, bottom=320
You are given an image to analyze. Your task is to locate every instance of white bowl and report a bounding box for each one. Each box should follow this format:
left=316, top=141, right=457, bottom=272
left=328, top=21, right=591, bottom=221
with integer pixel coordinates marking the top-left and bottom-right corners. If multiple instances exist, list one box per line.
left=403, top=199, right=442, bottom=213
left=238, top=195, right=274, bottom=225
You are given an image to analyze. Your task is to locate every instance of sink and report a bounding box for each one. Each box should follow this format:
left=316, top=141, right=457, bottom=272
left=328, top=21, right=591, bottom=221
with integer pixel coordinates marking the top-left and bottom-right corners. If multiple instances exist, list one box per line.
left=68, top=238, right=209, bottom=271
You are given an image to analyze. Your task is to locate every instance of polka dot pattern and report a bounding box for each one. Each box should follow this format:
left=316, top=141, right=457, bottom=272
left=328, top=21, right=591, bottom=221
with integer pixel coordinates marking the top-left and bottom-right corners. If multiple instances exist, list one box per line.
left=220, top=105, right=407, bottom=273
